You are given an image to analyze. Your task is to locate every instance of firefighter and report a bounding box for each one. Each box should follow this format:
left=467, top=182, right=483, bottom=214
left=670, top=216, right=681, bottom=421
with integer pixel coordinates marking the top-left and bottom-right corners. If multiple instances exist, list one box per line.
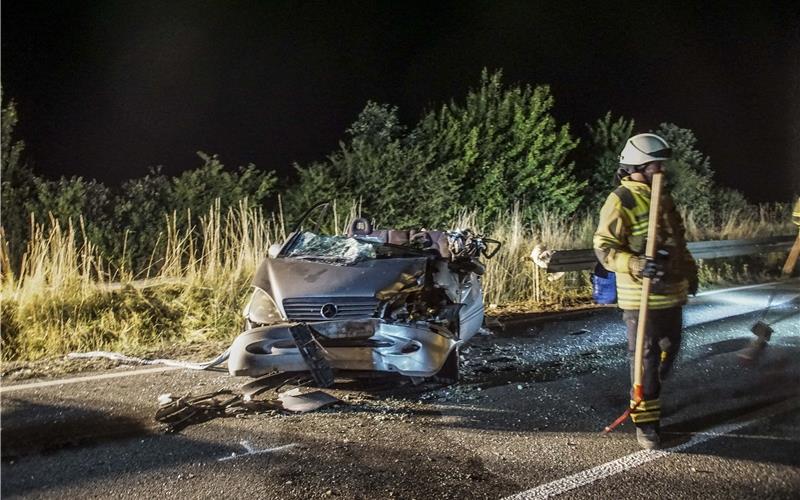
left=593, top=133, right=698, bottom=449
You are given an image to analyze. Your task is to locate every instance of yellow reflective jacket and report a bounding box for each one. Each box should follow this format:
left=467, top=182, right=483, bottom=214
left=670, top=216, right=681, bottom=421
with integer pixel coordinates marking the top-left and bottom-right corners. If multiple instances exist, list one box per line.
left=593, top=178, right=696, bottom=310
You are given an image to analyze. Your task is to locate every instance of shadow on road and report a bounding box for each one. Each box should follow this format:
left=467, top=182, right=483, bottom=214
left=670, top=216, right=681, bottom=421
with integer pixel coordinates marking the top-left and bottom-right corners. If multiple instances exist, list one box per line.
left=1, top=399, right=157, bottom=459
left=1, top=407, right=522, bottom=499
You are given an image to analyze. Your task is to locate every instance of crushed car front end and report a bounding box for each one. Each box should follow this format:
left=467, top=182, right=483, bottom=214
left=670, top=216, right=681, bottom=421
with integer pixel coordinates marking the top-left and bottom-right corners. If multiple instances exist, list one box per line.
left=228, top=252, right=464, bottom=378
left=227, top=212, right=499, bottom=382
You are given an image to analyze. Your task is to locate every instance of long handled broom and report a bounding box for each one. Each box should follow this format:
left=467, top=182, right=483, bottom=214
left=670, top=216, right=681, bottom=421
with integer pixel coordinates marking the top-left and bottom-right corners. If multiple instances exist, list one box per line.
left=738, top=229, right=800, bottom=362
left=604, top=172, right=664, bottom=433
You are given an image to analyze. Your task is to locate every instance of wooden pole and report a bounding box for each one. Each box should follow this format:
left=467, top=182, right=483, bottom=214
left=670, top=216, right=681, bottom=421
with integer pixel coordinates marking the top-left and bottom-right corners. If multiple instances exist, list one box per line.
left=632, top=172, right=664, bottom=401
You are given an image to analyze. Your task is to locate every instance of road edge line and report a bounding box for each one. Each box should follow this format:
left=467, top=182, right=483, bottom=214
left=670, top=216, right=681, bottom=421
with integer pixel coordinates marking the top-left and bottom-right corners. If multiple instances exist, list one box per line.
left=0, top=366, right=180, bottom=393
left=502, top=398, right=798, bottom=500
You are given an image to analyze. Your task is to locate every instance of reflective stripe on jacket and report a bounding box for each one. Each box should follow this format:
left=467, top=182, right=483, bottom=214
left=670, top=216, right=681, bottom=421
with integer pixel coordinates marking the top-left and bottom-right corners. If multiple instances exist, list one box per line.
left=593, top=178, right=694, bottom=310
left=793, top=198, right=800, bottom=227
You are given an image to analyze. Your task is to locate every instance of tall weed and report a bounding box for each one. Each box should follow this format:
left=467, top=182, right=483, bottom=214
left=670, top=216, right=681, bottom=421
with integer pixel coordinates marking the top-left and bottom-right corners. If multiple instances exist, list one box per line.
left=1, top=201, right=281, bottom=361
left=1, top=201, right=793, bottom=361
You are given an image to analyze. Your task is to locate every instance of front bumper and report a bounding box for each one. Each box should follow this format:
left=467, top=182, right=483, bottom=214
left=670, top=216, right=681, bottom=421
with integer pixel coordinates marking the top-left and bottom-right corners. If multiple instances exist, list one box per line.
left=227, top=318, right=457, bottom=378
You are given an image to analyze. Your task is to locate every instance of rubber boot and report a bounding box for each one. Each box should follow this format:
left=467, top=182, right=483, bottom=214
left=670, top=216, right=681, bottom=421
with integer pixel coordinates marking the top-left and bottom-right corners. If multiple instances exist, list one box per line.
left=636, top=423, right=661, bottom=450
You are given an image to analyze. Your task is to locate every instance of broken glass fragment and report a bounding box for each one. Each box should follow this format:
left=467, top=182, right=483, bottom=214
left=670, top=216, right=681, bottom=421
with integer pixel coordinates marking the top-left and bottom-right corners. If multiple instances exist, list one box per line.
left=286, top=231, right=377, bottom=265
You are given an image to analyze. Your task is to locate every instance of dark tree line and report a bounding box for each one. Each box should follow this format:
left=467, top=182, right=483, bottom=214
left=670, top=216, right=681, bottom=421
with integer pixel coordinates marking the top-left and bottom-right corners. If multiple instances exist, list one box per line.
left=1, top=90, right=277, bottom=273
left=1, top=71, right=747, bottom=274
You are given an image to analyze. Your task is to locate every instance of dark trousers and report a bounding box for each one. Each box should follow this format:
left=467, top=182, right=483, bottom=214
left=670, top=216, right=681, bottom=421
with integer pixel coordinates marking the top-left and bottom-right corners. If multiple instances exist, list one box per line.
left=623, top=307, right=683, bottom=425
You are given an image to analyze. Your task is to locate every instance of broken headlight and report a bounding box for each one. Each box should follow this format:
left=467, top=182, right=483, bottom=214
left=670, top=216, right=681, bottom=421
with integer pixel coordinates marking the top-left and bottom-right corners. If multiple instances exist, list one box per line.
left=244, top=287, right=283, bottom=325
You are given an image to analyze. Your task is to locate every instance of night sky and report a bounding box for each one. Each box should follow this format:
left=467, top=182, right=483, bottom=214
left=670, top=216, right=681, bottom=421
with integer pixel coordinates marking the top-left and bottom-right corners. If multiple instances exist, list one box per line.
left=2, top=1, right=799, bottom=202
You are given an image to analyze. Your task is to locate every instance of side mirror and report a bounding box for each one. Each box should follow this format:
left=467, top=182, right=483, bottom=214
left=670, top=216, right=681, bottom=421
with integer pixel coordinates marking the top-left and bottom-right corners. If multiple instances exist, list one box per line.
left=268, top=243, right=282, bottom=259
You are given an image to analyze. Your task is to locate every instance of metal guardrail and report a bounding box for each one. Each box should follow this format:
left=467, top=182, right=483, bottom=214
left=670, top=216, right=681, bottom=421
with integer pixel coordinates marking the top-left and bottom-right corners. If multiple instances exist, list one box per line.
left=546, top=235, right=797, bottom=273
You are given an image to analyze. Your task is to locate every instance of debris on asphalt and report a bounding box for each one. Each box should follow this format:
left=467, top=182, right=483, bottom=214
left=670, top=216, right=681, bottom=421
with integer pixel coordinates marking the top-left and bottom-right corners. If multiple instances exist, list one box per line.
left=153, top=383, right=346, bottom=431
left=154, top=389, right=280, bottom=432
left=278, top=388, right=341, bottom=413
left=240, top=372, right=306, bottom=401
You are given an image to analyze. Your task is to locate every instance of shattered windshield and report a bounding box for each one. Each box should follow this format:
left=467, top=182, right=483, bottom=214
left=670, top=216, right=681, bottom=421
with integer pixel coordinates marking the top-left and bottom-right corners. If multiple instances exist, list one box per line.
left=284, top=231, right=425, bottom=265
left=285, top=232, right=378, bottom=265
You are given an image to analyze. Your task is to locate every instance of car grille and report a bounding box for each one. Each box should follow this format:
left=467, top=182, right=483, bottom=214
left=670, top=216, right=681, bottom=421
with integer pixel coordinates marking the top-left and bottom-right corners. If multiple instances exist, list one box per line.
left=282, top=296, right=379, bottom=321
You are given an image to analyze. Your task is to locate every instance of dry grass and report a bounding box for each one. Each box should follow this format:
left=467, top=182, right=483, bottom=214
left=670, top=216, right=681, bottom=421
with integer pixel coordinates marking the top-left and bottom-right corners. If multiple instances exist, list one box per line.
left=1, top=200, right=281, bottom=361
left=456, top=206, right=595, bottom=308
left=1, top=200, right=792, bottom=362
left=682, top=202, right=792, bottom=241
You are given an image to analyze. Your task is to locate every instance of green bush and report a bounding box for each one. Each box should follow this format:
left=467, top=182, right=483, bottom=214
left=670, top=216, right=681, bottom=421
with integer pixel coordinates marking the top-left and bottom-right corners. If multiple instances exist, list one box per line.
left=417, top=69, right=584, bottom=222
left=30, top=175, right=114, bottom=260
left=112, top=154, right=278, bottom=273
left=173, top=152, right=277, bottom=216
left=112, top=168, right=174, bottom=273
left=287, top=69, right=585, bottom=228
left=1, top=129, right=278, bottom=275
left=573, top=117, right=753, bottom=221
left=655, top=123, right=716, bottom=224
left=575, top=111, right=635, bottom=210
left=1, top=90, right=37, bottom=267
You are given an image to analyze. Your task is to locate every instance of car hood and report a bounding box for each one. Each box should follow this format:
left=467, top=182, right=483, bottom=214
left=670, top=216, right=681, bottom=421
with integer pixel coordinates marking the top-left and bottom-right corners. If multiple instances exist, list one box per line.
left=252, top=256, right=429, bottom=303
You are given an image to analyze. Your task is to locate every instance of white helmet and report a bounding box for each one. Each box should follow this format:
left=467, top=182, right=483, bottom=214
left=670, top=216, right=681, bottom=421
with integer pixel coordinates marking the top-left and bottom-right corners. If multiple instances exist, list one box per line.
left=619, top=133, right=672, bottom=167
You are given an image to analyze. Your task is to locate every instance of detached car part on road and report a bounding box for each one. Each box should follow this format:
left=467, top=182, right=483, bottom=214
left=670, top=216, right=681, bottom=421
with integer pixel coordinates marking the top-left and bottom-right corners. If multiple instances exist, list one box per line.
left=227, top=202, right=501, bottom=385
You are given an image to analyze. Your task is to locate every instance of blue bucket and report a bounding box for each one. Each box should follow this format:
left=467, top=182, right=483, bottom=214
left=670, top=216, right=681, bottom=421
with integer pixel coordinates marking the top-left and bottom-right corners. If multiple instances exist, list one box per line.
left=592, top=263, right=617, bottom=304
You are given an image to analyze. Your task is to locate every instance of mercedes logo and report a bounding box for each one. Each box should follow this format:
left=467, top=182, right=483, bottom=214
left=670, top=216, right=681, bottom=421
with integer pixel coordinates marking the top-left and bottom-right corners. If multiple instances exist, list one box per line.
left=320, top=303, right=338, bottom=319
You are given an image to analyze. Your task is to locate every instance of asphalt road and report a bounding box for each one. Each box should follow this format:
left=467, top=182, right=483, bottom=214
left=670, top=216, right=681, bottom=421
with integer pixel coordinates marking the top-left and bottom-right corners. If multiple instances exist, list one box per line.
left=2, top=281, right=799, bottom=499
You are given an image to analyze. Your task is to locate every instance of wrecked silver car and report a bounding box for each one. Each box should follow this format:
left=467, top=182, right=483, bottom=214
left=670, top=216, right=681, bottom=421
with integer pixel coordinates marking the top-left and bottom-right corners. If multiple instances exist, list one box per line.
left=228, top=202, right=500, bottom=385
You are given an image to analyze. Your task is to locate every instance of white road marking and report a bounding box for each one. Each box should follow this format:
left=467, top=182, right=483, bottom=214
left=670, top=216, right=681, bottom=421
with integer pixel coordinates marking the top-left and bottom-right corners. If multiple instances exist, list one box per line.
left=662, top=431, right=800, bottom=443
left=503, top=399, right=797, bottom=500
left=217, top=441, right=298, bottom=462
left=432, top=403, right=509, bottom=413
left=0, top=366, right=179, bottom=393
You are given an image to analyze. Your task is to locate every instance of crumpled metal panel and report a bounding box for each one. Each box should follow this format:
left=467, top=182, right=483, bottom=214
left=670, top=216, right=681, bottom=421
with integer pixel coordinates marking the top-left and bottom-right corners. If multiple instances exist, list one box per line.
left=252, top=255, right=428, bottom=318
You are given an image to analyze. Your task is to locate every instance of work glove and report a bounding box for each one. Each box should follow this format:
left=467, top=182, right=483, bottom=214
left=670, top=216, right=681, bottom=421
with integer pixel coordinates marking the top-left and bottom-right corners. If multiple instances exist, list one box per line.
left=642, top=256, right=666, bottom=281
left=629, top=250, right=668, bottom=283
